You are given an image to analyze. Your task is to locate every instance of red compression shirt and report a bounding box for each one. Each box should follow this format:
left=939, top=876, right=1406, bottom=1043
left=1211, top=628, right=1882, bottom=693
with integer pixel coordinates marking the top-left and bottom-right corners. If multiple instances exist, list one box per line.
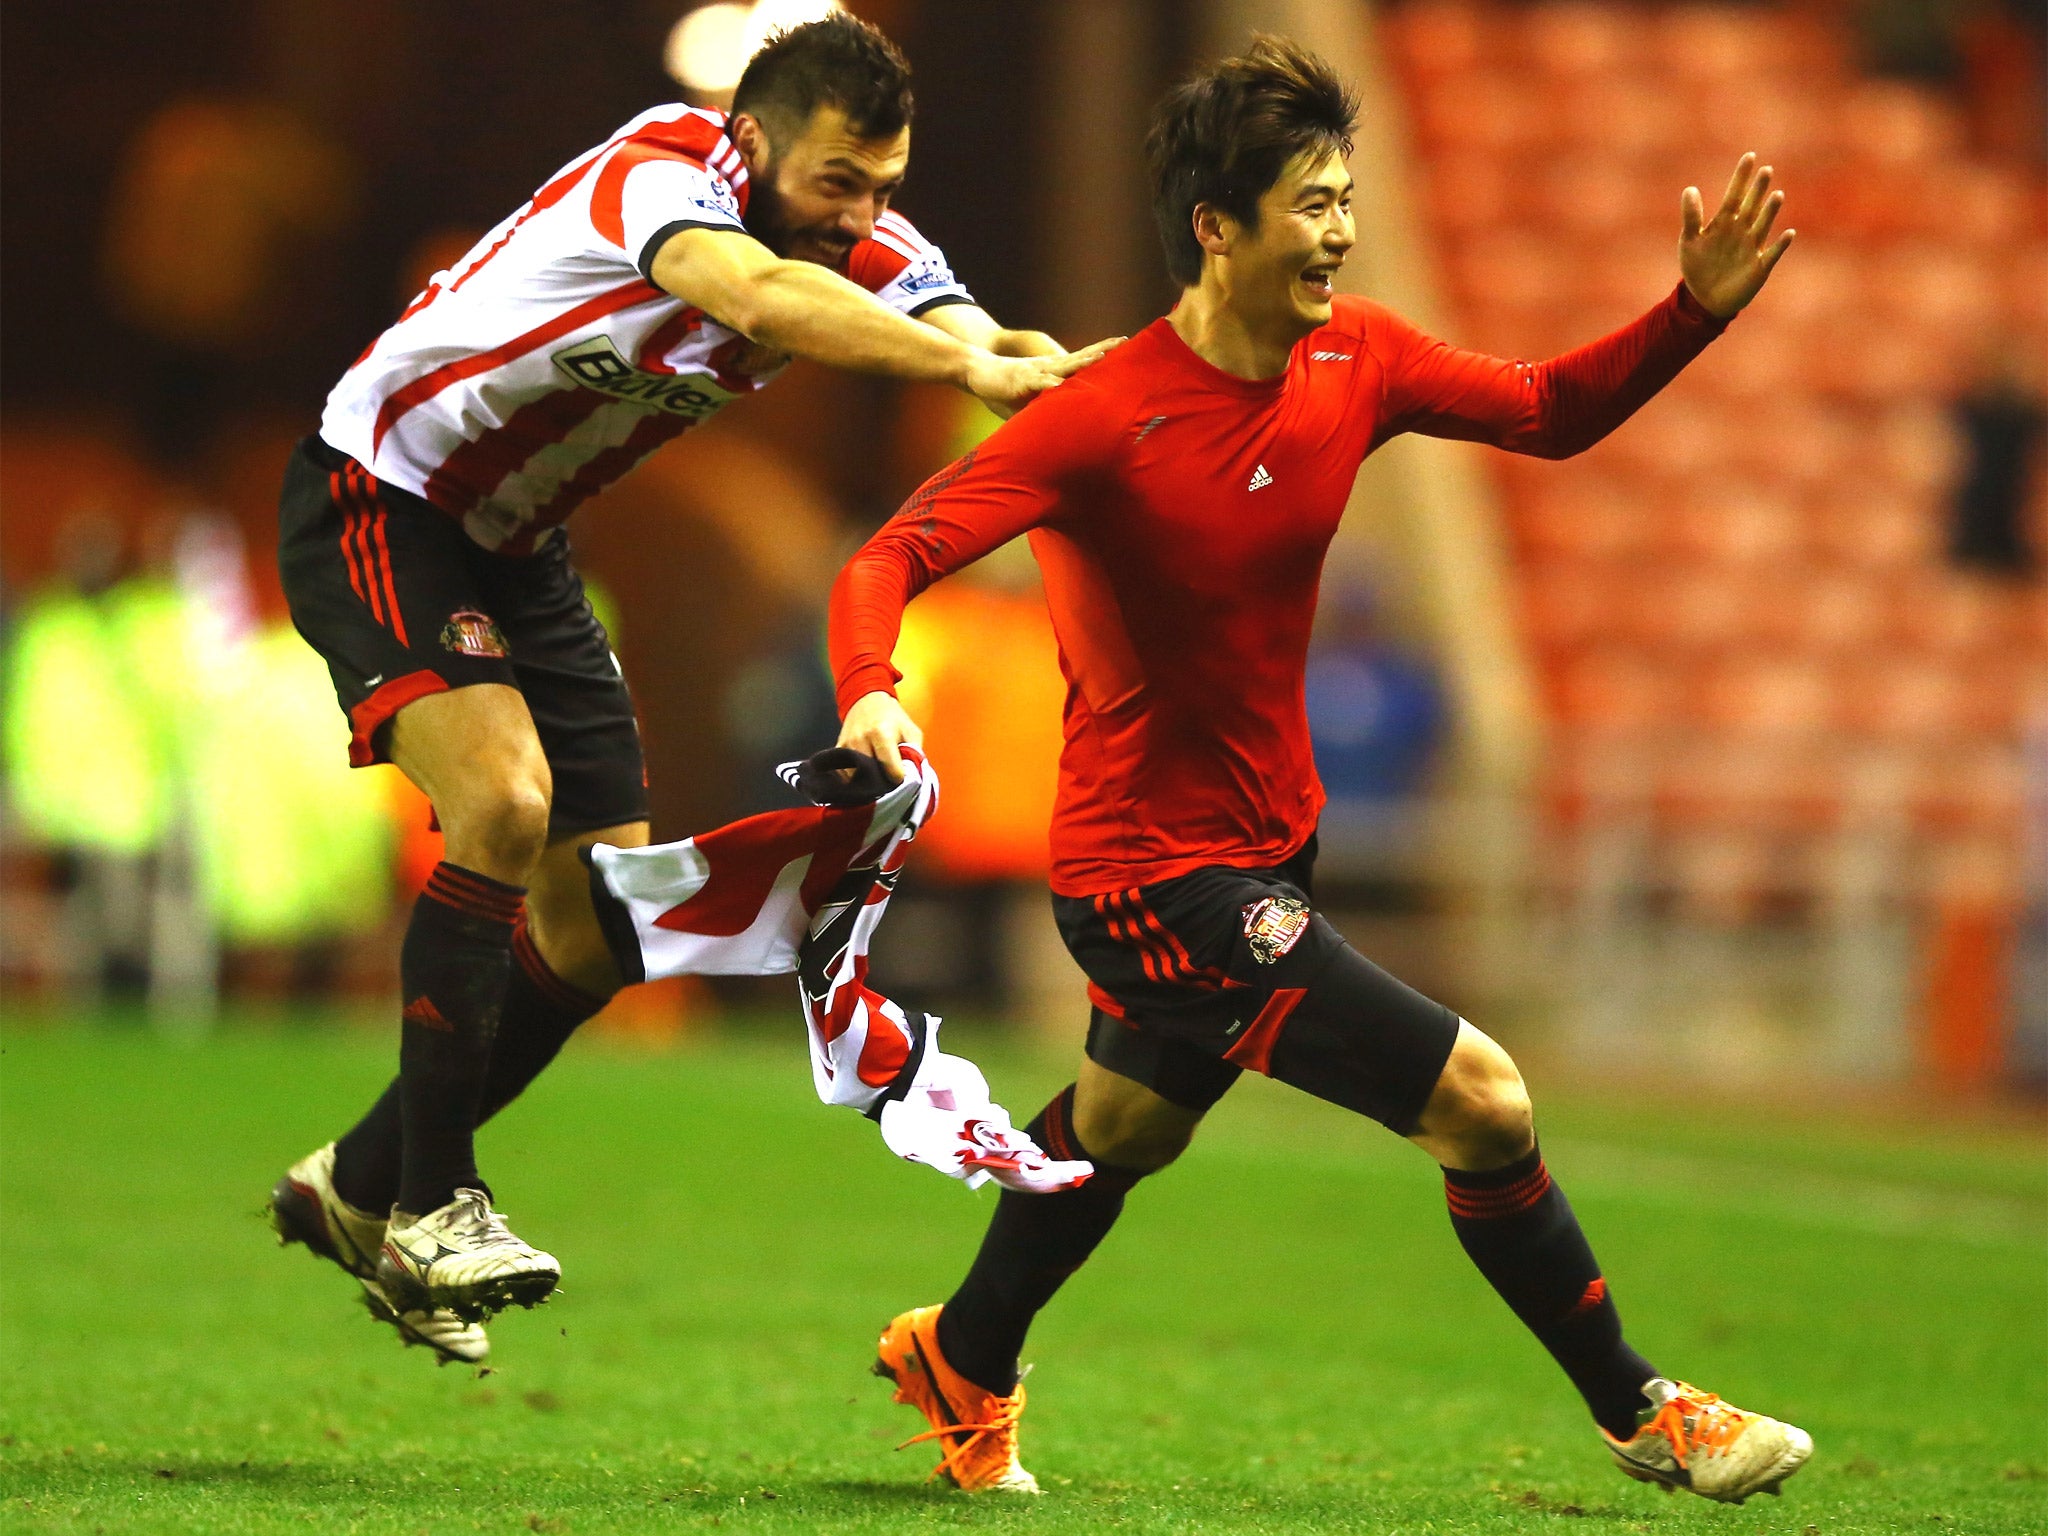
left=831, top=286, right=1727, bottom=897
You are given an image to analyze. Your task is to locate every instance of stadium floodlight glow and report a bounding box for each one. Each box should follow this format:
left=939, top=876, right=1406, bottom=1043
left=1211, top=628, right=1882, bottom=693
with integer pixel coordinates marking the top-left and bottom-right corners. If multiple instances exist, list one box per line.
left=665, top=0, right=841, bottom=97
left=666, top=3, right=753, bottom=94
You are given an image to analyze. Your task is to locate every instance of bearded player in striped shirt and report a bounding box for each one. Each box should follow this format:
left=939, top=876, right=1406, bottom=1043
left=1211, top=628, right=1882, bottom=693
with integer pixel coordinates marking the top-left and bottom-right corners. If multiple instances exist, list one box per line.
left=266, top=14, right=1116, bottom=1364
left=833, top=37, right=1812, bottom=1508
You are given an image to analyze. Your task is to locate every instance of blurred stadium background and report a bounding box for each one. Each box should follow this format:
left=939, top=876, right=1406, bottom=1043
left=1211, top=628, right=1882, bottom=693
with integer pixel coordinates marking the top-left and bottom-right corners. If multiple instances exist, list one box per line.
left=2, top=0, right=2043, bottom=1097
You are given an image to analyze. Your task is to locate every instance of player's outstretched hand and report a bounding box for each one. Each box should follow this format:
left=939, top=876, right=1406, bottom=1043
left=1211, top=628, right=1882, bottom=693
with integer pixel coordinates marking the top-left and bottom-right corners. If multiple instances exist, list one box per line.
left=838, top=690, right=925, bottom=782
left=1678, top=153, right=1794, bottom=320
left=966, top=336, right=1125, bottom=419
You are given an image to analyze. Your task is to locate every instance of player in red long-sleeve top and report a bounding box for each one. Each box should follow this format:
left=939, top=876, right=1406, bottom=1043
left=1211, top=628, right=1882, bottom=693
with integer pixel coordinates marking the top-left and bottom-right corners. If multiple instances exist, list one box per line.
left=839, top=38, right=1811, bottom=1506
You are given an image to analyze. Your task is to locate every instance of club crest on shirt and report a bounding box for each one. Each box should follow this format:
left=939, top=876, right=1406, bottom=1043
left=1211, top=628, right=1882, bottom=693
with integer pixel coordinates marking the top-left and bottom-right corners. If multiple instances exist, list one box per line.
left=440, top=609, right=509, bottom=659
left=1242, top=895, right=1311, bottom=964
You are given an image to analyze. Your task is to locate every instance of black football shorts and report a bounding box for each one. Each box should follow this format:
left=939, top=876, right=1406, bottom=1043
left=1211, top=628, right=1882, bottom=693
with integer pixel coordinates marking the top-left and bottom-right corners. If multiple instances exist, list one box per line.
left=277, top=435, right=648, bottom=838
left=1053, top=836, right=1462, bottom=1134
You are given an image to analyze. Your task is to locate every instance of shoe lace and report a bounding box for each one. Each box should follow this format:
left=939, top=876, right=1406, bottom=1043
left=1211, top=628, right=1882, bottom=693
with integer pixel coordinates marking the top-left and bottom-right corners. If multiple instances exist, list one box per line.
left=896, top=1394, right=1025, bottom=1485
left=1644, top=1384, right=1753, bottom=1469
left=449, top=1191, right=515, bottom=1246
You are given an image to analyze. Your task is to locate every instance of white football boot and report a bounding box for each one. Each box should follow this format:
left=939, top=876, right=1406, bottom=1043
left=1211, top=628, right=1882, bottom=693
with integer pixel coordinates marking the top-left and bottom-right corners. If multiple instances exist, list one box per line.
left=270, top=1143, right=490, bottom=1365
left=377, top=1187, right=559, bottom=1322
left=1604, top=1377, right=1813, bottom=1504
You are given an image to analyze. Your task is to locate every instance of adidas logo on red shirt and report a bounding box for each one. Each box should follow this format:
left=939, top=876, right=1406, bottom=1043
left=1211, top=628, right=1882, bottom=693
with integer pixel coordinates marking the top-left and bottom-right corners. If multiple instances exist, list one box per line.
left=1247, top=463, right=1273, bottom=491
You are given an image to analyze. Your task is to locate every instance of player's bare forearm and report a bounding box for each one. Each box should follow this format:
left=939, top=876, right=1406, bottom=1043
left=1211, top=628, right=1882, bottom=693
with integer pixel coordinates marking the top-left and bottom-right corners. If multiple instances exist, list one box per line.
left=919, top=302, right=1065, bottom=359
left=652, top=228, right=1108, bottom=414
left=988, top=327, right=1063, bottom=358
left=655, top=232, right=977, bottom=385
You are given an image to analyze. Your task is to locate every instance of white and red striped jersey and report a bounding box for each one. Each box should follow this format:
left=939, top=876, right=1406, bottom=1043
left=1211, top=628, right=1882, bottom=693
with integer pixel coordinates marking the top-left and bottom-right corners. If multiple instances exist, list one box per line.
left=320, top=104, right=974, bottom=556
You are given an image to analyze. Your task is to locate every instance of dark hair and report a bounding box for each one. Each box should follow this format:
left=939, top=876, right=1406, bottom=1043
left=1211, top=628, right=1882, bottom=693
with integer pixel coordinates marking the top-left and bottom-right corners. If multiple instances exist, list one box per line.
left=732, top=13, right=914, bottom=147
left=1146, top=36, right=1359, bottom=288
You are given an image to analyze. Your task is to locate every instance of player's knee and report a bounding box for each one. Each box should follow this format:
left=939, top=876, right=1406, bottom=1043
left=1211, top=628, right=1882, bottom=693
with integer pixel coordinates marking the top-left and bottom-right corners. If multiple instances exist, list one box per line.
left=446, top=773, right=552, bottom=880
left=1073, top=1103, right=1198, bottom=1173
left=1431, top=1030, right=1534, bottom=1163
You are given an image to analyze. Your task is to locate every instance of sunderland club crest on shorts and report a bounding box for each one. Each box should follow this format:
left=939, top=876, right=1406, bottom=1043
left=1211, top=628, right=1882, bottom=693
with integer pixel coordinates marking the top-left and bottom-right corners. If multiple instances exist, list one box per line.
left=1242, top=895, right=1311, bottom=965
left=440, top=609, right=509, bottom=658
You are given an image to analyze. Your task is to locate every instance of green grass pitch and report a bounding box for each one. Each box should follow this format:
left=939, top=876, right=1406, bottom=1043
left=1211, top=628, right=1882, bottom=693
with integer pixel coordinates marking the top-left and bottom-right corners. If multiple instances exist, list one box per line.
left=2, top=1012, right=2043, bottom=1534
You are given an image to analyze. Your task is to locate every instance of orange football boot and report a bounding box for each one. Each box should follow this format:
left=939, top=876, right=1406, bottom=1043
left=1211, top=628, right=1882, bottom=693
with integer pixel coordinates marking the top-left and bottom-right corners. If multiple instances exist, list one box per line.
left=1603, top=1377, right=1813, bottom=1504
left=873, top=1305, right=1041, bottom=1493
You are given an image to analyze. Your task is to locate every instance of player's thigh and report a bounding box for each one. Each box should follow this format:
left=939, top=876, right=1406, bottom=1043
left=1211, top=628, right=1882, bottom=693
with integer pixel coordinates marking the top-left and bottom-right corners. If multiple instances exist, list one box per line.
left=1257, top=920, right=1463, bottom=1137
left=474, top=535, right=649, bottom=843
left=524, top=819, right=650, bottom=996
left=1070, top=1055, right=1209, bottom=1170
left=385, top=684, right=551, bottom=855
left=277, top=438, right=551, bottom=870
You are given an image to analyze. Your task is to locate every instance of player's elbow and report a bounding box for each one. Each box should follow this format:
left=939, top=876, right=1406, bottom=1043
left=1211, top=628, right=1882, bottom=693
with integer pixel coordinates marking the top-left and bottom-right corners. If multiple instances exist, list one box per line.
left=653, top=245, right=784, bottom=344
left=1514, top=426, right=1596, bottom=462
left=713, top=261, right=811, bottom=348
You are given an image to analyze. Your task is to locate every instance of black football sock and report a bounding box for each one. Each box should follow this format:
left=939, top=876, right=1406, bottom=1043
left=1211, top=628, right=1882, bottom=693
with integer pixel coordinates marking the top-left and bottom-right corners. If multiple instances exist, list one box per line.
left=476, top=920, right=610, bottom=1121
left=936, top=1085, right=1149, bottom=1396
left=393, top=862, right=524, bottom=1217
left=1443, top=1145, right=1657, bottom=1439
left=330, top=919, right=606, bottom=1214
left=330, top=1081, right=403, bottom=1214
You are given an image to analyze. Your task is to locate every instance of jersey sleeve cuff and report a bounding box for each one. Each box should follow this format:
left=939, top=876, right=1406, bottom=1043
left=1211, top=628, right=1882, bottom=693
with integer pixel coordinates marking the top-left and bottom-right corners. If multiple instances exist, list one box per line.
left=835, top=664, right=903, bottom=717
left=906, top=292, right=977, bottom=319
left=1673, top=280, right=1731, bottom=334
left=637, top=218, right=749, bottom=285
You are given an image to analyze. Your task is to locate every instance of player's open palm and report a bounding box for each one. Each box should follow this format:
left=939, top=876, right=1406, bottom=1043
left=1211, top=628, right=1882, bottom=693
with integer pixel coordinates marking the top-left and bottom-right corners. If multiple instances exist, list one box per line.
left=1679, top=152, right=1794, bottom=320
left=968, top=336, right=1123, bottom=419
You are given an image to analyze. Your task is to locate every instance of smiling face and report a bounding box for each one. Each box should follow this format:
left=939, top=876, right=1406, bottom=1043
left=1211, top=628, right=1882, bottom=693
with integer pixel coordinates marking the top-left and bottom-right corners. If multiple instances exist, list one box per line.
left=734, top=104, right=909, bottom=269
left=1208, top=147, right=1355, bottom=340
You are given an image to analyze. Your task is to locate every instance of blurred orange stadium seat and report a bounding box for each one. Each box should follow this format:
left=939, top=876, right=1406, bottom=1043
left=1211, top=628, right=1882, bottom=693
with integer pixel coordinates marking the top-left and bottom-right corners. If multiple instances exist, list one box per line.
left=1666, top=482, right=1806, bottom=568
left=1839, top=81, right=1965, bottom=171
left=1891, top=575, right=2022, bottom=655
left=1789, top=568, right=1898, bottom=655
left=1555, top=649, right=1693, bottom=735
left=1837, top=657, right=1974, bottom=741
left=1556, top=80, right=1680, bottom=160
left=1907, top=746, right=2024, bottom=834
left=1519, top=560, right=1629, bottom=653
left=1421, top=154, right=1513, bottom=237
left=1517, top=476, right=1661, bottom=563
left=1806, top=481, right=1940, bottom=570
left=1383, top=0, right=1492, bottom=81
left=1698, top=654, right=1839, bottom=738
left=1520, top=1, right=1638, bottom=80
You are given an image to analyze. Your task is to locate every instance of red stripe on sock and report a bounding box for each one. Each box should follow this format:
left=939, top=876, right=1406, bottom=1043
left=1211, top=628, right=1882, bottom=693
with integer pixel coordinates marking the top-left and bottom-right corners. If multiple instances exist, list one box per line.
left=424, top=864, right=525, bottom=925
left=1445, top=1161, right=1553, bottom=1219
left=512, top=921, right=603, bottom=1013
left=1042, top=1092, right=1075, bottom=1162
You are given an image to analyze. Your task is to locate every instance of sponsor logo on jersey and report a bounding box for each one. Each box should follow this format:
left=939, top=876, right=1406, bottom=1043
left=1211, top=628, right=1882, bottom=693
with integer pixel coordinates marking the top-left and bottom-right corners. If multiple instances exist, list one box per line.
left=1133, top=414, right=1168, bottom=442
left=1242, top=895, right=1310, bottom=964
left=1310, top=350, right=1353, bottom=361
left=551, top=336, right=740, bottom=420
left=1248, top=463, right=1274, bottom=491
left=440, top=609, right=510, bottom=658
